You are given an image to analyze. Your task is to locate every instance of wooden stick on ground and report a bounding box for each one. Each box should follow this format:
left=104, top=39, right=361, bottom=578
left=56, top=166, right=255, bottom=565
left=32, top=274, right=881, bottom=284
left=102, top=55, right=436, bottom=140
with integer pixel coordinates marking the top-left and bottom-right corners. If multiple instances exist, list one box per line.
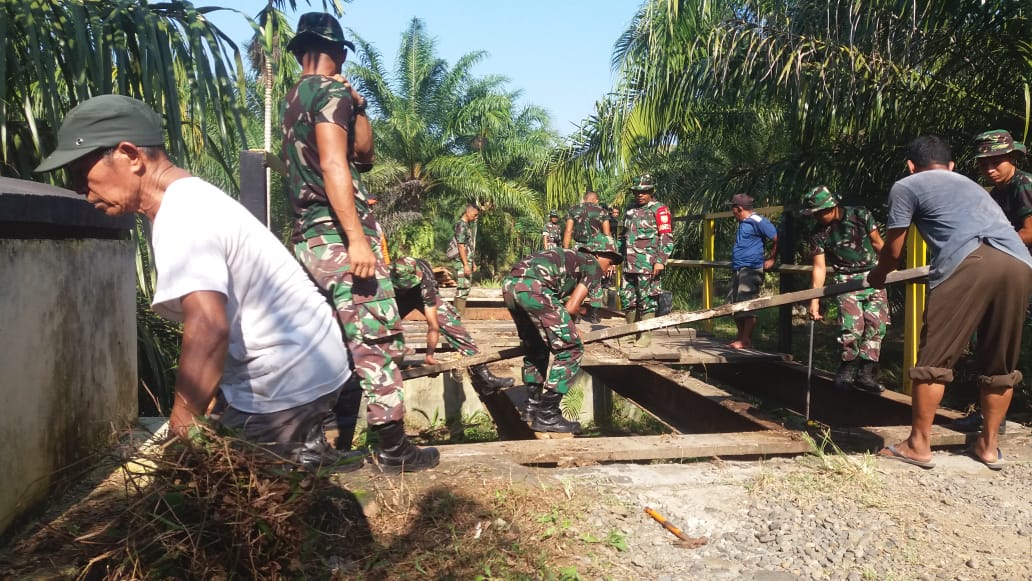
left=400, top=266, right=929, bottom=380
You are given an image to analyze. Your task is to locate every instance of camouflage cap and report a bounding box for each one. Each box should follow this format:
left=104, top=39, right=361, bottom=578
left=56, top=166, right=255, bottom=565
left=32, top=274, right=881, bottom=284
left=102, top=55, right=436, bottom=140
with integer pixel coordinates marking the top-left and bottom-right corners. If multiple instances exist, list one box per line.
left=630, top=174, right=656, bottom=191
left=287, top=12, right=356, bottom=52
left=549, top=209, right=559, bottom=218
left=974, top=129, right=1027, bottom=158
left=578, top=233, right=623, bottom=264
left=799, top=186, right=838, bottom=215
left=35, top=94, right=164, bottom=172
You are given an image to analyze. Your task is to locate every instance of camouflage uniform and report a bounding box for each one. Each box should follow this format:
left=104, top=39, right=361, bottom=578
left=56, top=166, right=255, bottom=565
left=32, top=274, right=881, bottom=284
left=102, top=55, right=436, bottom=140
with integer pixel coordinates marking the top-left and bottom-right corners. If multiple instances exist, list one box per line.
left=391, top=256, right=478, bottom=356
left=620, top=200, right=674, bottom=314
left=502, top=249, right=602, bottom=394
left=542, top=220, right=563, bottom=250
left=282, top=74, right=406, bottom=425
left=810, top=206, right=888, bottom=363
left=450, top=217, right=476, bottom=303
left=989, top=169, right=1032, bottom=248
left=567, top=202, right=609, bottom=308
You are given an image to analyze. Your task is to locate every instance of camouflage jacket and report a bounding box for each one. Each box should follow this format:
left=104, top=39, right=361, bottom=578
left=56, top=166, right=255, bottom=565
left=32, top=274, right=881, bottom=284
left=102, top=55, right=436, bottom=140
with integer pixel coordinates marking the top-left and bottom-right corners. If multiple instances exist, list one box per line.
left=281, top=74, right=378, bottom=243
left=621, top=200, right=674, bottom=274
left=507, top=248, right=602, bottom=299
left=542, top=221, right=563, bottom=248
left=809, top=206, right=879, bottom=274
left=990, top=169, right=1032, bottom=242
left=451, top=218, right=476, bottom=266
left=566, top=202, right=608, bottom=244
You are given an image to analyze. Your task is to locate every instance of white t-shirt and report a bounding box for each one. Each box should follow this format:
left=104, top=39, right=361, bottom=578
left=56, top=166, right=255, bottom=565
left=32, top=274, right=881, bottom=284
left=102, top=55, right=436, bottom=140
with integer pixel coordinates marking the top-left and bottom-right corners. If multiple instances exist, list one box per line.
left=151, top=177, right=350, bottom=414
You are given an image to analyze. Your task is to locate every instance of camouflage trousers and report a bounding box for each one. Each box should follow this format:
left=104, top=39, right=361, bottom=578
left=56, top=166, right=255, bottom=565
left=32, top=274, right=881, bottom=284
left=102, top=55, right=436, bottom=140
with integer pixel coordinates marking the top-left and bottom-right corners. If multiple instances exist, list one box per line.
left=833, top=272, right=889, bottom=363
left=294, top=235, right=407, bottom=425
left=436, top=300, right=479, bottom=356
left=502, top=277, right=583, bottom=394
left=620, top=272, right=663, bottom=314
left=451, top=259, right=472, bottom=301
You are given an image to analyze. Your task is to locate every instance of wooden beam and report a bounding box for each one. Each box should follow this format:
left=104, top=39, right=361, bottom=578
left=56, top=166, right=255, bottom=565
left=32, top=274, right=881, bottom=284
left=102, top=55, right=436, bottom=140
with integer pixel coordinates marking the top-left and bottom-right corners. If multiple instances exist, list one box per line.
left=438, top=430, right=812, bottom=464
left=400, top=266, right=929, bottom=380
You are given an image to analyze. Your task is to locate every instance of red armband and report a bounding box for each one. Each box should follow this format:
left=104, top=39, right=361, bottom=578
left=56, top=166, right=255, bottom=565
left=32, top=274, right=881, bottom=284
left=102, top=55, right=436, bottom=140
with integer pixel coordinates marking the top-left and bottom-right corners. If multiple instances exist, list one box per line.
left=656, top=206, right=673, bottom=234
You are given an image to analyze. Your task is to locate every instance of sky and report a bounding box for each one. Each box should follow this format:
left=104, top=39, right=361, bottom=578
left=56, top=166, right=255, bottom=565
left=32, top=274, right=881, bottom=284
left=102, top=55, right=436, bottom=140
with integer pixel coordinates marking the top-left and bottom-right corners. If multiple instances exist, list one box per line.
left=206, top=0, right=643, bottom=136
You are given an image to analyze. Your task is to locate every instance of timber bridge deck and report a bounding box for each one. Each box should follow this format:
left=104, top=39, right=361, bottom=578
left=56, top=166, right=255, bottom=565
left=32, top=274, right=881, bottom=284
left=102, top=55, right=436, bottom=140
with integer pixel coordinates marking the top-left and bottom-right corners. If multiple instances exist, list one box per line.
left=396, top=284, right=1027, bottom=466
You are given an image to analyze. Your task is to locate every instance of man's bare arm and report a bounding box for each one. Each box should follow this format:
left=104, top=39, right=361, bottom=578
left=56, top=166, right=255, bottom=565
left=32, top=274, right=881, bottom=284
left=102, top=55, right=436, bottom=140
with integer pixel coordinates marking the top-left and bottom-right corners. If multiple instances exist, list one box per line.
left=564, top=283, right=590, bottom=317
left=169, top=291, right=229, bottom=437
left=868, top=227, right=908, bottom=288
left=563, top=218, right=574, bottom=249
left=315, top=122, right=376, bottom=278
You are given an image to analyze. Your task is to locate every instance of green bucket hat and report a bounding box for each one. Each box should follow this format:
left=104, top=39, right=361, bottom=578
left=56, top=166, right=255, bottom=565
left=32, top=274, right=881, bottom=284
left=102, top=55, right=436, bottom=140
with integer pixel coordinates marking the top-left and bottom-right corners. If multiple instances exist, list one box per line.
left=578, top=233, right=623, bottom=264
left=287, top=12, right=356, bottom=52
left=630, top=174, right=656, bottom=191
left=974, top=129, right=1027, bottom=158
left=799, top=186, right=838, bottom=216
left=35, top=95, right=164, bottom=173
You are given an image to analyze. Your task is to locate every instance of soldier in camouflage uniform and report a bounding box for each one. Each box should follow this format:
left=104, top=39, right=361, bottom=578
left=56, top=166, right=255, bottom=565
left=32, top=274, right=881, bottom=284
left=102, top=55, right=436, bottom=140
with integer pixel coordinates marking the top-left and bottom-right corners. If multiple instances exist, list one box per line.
left=801, top=186, right=888, bottom=393
left=503, top=234, right=623, bottom=434
left=620, top=175, right=674, bottom=348
left=281, top=13, right=438, bottom=472
left=564, top=191, right=611, bottom=323
left=449, top=204, right=480, bottom=315
left=542, top=210, right=563, bottom=249
left=390, top=256, right=513, bottom=391
left=947, top=130, right=1032, bottom=433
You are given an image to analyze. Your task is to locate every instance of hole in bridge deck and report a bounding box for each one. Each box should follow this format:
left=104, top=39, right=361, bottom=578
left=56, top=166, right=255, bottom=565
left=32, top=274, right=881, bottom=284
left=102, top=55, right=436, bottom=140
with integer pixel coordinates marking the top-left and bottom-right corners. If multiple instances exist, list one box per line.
left=584, top=365, right=769, bottom=435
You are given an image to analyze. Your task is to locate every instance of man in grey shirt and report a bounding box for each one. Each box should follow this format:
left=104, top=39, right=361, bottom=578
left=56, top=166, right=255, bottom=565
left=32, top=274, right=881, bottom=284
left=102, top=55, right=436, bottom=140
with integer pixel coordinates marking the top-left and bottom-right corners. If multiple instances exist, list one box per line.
left=868, top=135, right=1032, bottom=471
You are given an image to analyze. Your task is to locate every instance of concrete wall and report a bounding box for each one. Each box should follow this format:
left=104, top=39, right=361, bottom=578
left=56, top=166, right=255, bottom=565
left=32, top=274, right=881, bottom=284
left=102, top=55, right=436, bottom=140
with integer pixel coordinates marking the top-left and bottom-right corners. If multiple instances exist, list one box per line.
left=0, top=238, right=137, bottom=536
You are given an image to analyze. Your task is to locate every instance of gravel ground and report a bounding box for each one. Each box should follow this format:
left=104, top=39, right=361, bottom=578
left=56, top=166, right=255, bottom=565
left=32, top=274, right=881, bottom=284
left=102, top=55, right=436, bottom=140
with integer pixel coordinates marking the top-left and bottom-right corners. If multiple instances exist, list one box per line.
left=549, top=438, right=1032, bottom=581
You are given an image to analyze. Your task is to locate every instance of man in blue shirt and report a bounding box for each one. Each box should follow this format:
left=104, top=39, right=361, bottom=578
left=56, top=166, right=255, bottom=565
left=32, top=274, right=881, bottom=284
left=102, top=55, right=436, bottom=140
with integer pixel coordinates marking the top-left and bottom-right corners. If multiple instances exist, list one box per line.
left=869, top=135, right=1032, bottom=471
left=727, top=194, right=778, bottom=349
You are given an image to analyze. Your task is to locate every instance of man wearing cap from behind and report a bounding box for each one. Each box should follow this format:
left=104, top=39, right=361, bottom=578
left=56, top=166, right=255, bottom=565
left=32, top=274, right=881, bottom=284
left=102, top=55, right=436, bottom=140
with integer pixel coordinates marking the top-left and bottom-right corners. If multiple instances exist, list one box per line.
left=727, top=193, right=778, bottom=349
left=281, top=12, right=438, bottom=472
left=35, top=94, right=359, bottom=472
left=503, top=234, right=623, bottom=435
left=800, top=186, right=888, bottom=392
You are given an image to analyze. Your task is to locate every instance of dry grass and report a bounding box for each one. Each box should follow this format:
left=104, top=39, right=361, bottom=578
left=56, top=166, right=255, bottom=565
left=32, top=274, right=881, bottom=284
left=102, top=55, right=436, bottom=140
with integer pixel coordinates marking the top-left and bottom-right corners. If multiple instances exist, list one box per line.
left=2, top=428, right=605, bottom=580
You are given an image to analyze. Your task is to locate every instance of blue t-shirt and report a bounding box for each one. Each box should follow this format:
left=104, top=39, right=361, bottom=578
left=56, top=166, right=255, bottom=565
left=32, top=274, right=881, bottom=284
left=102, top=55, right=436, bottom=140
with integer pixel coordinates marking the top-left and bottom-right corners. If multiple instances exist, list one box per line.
left=731, top=213, right=778, bottom=270
left=886, top=169, right=1032, bottom=288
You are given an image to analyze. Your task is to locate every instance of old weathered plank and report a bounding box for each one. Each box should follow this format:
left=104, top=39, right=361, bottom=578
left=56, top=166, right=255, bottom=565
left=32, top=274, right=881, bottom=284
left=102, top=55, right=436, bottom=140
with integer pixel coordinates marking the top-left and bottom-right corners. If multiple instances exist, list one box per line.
left=438, top=430, right=812, bottom=464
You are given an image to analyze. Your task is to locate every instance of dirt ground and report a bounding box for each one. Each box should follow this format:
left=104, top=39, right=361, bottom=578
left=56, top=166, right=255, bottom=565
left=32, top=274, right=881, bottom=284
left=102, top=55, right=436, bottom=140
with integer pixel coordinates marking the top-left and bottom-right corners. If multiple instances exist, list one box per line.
left=3, top=427, right=1030, bottom=580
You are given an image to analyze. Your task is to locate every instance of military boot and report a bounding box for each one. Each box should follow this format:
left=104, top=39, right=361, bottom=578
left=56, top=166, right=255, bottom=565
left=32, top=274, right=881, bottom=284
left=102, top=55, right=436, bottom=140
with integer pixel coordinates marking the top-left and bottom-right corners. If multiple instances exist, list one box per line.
left=623, top=310, right=638, bottom=346
left=370, top=421, right=440, bottom=473
left=529, top=389, right=582, bottom=434
left=853, top=360, right=885, bottom=393
left=454, top=297, right=467, bottom=316
left=833, top=360, right=859, bottom=391
left=634, top=312, right=656, bottom=348
left=469, top=364, right=514, bottom=396
left=945, top=410, right=1007, bottom=434
left=586, top=306, right=601, bottom=324
left=297, top=423, right=367, bottom=473
left=520, top=384, right=544, bottom=422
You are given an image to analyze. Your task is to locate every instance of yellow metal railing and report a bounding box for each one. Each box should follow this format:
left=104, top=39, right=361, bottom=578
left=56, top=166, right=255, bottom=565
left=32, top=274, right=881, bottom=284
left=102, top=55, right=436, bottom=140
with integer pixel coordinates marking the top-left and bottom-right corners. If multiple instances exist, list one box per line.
left=902, top=225, right=927, bottom=395
left=701, top=217, right=715, bottom=331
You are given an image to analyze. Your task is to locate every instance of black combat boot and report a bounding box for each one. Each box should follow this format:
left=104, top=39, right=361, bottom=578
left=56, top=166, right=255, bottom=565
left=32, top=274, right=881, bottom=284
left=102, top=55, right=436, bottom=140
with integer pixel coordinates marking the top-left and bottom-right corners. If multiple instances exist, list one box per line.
left=833, top=360, right=858, bottom=391
left=469, top=364, right=515, bottom=396
left=529, top=389, right=582, bottom=434
left=853, top=360, right=885, bottom=393
left=297, top=423, right=367, bottom=473
left=370, top=421, right=440, bottom=473
left=520, top=384, right=543, bottom=422
left=586, top=306, right=602, bottom=324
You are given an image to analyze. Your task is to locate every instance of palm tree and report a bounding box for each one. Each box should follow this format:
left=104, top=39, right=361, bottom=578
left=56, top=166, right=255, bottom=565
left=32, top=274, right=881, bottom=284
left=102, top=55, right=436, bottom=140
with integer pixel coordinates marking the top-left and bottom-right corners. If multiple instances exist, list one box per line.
left=346, top=18, right=556, bottom=216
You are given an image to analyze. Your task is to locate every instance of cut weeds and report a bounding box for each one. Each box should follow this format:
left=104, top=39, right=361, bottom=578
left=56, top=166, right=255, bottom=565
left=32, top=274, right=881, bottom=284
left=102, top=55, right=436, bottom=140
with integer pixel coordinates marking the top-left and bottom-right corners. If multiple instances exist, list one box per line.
left=1, top=427, right=608, bottom=580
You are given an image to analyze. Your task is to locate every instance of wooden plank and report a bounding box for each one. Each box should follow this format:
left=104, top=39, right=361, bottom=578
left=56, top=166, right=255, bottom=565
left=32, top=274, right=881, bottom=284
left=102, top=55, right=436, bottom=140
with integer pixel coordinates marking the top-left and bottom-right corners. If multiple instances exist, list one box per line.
left=438, top=430, right=811, bottom=464
left=401, top=266, right=929, bottom=379
left=667, top=259, right=813, bottom=274
left=830, top=423, right=1027, bottom=450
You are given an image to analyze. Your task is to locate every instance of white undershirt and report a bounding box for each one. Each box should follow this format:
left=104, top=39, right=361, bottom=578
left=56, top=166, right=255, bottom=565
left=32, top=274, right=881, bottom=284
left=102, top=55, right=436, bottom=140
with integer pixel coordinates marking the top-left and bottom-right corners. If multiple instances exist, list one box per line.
left=151, top=177, right=350, bottom=414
